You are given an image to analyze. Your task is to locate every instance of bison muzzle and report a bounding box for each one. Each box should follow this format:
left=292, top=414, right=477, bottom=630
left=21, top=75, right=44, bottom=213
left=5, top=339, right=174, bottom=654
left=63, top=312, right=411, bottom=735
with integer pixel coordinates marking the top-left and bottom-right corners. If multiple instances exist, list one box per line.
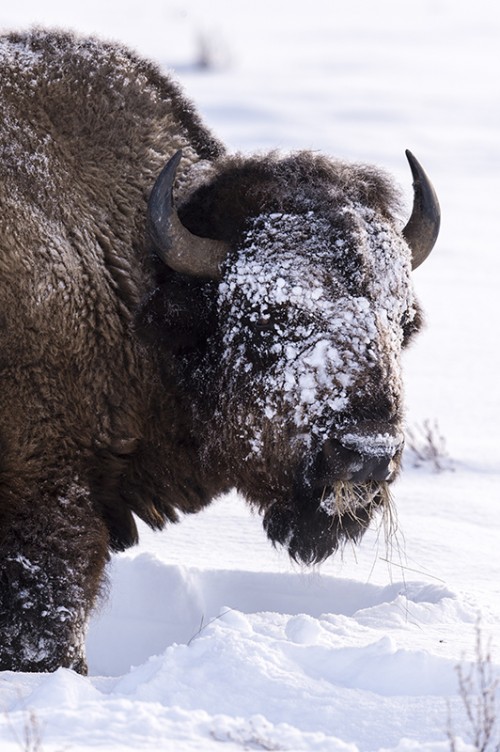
left=0, top=29, right=440, bottom=673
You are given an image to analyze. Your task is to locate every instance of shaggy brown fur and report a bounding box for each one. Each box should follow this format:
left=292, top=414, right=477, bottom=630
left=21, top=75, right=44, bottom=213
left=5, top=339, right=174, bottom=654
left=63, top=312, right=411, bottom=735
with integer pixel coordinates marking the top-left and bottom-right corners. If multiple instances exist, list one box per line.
left=0, top=28, right=228, bottom=672
left=1, top=29, right=426, bottom=672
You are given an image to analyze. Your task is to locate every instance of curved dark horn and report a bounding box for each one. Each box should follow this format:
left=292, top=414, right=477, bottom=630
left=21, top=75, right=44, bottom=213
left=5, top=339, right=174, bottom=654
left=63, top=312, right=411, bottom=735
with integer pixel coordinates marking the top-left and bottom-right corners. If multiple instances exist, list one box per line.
left=403, top=150, right=441, bottom=270
left=147, top=150, right=229, bottom=279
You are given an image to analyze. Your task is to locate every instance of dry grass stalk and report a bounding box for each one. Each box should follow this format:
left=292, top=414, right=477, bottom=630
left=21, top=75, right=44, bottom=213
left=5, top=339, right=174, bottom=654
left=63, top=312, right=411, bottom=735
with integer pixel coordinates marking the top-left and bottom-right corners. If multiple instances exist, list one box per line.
left=321, top=480, right=398, bottom=551
left=405, top=419, right=453, bottom=472
left=448, top=621, right=500, bottom=752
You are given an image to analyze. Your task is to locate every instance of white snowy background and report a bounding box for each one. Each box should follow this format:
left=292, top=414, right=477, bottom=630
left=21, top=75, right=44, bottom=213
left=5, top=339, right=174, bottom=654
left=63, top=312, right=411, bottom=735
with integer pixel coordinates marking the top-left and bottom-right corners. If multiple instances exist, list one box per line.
left=1, top=1, right=499, bottom=750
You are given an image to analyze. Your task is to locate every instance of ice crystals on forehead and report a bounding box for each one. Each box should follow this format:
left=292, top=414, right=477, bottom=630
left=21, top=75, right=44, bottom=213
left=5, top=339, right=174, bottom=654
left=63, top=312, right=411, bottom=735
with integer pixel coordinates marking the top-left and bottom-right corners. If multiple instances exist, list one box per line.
left=217, top=209, right=415, bottom=456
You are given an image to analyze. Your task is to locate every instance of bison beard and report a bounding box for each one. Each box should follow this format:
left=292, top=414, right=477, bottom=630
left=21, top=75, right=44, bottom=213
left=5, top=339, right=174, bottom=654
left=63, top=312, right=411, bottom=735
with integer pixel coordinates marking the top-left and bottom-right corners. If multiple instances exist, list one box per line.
left=0, top=29, right=439, bottom=673
left=263, top=485, right=384, bottom=565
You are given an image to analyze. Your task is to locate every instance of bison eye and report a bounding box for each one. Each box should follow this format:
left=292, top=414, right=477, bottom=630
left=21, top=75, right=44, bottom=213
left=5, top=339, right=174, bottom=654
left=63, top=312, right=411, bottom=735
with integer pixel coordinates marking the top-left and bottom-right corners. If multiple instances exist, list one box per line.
left=400, top=310, right=410, bottom=330
left=401, top=305, right=423, bottom=347
left=256, top=316, right=274, bottom=331
left=252, top=303, right=289, bottom=332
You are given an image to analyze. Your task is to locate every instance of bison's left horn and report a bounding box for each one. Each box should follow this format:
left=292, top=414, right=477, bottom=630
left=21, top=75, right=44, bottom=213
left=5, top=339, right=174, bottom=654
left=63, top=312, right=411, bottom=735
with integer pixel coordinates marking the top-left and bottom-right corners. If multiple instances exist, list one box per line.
left=148, top=150, right=228, bottom=279
left=403, top=150, right=441, bottom=270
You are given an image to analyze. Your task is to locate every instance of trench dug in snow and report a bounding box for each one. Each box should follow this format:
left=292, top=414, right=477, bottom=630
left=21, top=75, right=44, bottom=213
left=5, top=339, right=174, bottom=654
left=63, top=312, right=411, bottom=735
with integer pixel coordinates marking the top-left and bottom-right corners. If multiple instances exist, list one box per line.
left=86, top=539, right=459, bottom=680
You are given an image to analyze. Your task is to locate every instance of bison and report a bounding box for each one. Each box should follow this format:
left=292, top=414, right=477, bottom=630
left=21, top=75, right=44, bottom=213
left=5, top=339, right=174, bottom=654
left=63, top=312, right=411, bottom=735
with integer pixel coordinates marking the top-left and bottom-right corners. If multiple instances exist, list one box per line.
left=0, top=28, right=440, bottom=674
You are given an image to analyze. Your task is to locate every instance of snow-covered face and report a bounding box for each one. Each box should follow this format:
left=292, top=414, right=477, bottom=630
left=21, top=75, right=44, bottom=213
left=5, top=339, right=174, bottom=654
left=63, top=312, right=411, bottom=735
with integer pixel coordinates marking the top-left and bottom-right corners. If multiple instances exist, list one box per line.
left=208, top=203, right=420, bottom=562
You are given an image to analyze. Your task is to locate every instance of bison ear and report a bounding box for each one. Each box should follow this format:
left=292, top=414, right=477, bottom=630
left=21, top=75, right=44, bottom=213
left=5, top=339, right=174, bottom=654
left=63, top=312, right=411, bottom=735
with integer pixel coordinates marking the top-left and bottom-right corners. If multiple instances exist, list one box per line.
left=148, top=150, right=229, bottom=279
left=403, top=150, right=441, bottom=270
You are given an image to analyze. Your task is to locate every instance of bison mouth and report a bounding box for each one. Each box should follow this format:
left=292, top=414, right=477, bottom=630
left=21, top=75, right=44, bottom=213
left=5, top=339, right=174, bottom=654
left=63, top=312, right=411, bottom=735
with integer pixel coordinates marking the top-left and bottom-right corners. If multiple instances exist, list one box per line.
left=262, top=479, right=395, bottom=565
left=261, top=422, right=403, bottom=565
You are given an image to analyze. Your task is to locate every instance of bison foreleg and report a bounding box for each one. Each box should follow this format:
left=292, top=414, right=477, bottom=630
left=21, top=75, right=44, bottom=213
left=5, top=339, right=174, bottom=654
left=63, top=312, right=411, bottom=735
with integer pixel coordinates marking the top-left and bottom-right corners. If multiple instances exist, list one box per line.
left=0, top=481, right=109, bottom=674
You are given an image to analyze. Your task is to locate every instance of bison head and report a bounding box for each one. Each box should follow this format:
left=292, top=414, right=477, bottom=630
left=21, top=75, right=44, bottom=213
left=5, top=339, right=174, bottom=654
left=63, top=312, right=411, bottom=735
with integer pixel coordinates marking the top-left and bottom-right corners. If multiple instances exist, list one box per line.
left=139, top=149, right=439, bottom=563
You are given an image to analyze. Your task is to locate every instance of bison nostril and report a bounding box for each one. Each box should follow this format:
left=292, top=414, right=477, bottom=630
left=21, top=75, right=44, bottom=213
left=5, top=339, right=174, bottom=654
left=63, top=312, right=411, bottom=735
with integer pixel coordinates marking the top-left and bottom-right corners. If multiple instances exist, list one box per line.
left=339, top=424, right=405, bottom=459
left=349, top=455, right=395, bottom=483
left=339, top=425, right=403, bottom=482
left=317, top=424, right=403, bottom=485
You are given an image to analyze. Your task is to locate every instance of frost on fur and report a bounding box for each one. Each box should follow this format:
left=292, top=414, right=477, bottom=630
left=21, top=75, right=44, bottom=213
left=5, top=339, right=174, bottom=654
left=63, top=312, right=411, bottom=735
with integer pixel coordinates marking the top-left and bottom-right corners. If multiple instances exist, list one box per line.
left=0, top=483, right=108, bottom=674
left=1, top=29, right=437, bottom=669
left=216, top=207, right=417, bottom=456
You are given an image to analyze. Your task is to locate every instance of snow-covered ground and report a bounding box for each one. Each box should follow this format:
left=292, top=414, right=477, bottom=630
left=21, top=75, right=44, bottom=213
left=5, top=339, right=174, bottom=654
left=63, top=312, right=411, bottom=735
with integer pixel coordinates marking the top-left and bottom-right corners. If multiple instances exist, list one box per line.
left=1, top=1, right=499, bottom=750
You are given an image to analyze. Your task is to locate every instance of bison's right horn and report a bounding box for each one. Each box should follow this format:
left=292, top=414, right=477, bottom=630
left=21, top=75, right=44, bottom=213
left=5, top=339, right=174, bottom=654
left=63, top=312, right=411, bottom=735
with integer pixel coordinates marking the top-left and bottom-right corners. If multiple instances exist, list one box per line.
left=148, top=150, right=229, bottom=279
left=403, top=150, right=441, bottom=270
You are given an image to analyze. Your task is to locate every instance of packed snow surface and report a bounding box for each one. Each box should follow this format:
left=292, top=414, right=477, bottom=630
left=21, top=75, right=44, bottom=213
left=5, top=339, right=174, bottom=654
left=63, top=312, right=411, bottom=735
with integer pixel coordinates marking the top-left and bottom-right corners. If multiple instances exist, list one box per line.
left=1, top=1, right=499, bottom=750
